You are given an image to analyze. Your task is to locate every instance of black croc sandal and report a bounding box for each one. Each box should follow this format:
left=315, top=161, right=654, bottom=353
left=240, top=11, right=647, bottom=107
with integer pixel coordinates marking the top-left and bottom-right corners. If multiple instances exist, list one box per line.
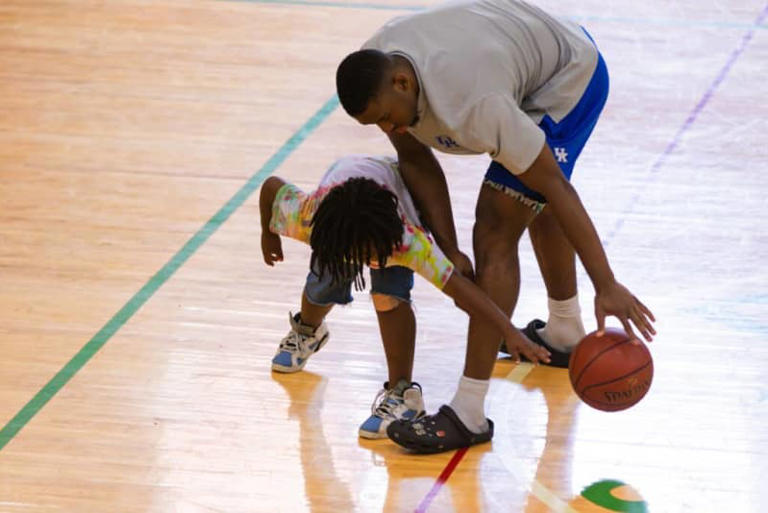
left=386, top=405, right=493, bottom=454
left=500, top=319, right=571, bottom=368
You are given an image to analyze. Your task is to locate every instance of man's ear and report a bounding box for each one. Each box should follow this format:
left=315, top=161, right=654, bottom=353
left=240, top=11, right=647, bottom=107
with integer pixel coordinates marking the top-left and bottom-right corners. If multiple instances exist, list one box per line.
left=392, top=71, right=411, bottom=92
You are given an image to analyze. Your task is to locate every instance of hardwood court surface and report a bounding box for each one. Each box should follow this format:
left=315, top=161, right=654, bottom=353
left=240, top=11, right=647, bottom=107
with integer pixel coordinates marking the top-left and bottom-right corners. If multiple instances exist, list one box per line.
left=0, top=0, right=766, bottom=512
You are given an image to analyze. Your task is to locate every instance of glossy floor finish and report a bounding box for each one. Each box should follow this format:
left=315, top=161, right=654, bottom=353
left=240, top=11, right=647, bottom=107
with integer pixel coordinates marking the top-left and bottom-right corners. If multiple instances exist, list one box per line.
left=0, top=0, right=766, bottom=512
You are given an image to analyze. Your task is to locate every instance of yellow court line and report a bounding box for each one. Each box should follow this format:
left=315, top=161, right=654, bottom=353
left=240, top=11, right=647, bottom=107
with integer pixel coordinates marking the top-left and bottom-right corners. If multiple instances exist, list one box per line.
left=504, top=364, right=580, bottom=513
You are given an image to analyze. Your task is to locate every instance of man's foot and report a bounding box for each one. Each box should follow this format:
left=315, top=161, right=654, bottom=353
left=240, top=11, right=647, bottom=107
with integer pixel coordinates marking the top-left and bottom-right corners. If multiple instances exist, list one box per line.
left=500, top=319, right=571, bottom=368
left=359, top=380, right=425, bottom=439
left=271, top=312, right=329, bottom=373
left=386, top=404, right=493, bottom=454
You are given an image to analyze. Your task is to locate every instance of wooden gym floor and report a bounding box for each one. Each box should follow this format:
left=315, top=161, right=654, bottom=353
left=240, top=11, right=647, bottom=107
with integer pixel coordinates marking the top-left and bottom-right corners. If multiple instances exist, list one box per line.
left=0, top=0, right=766, bottom=511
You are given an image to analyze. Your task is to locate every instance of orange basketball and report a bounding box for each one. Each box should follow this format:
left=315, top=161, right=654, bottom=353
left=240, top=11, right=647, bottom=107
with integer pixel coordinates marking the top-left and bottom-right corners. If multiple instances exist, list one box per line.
left=568, top=328, right=653, bottom=412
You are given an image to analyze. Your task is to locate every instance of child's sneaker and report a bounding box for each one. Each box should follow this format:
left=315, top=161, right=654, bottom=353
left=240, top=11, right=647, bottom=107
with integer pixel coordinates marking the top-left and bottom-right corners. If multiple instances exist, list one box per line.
left=271, top=312, right=329, bottom=373
left=359, top=380, right=425, bottom=439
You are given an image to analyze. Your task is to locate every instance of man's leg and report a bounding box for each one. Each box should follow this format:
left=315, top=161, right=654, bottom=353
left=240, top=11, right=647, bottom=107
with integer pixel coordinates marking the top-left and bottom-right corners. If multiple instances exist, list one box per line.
left=528, top=207, right=577, bottom=300
left=464, top=184, right=537, bottom=379
left=524, top=50, right=610, bottom=351
left=448, top=184, right=537, bottom=434
left=387, top=185, right=537, bottom=451
left=528, top=207, right=586, bottom=351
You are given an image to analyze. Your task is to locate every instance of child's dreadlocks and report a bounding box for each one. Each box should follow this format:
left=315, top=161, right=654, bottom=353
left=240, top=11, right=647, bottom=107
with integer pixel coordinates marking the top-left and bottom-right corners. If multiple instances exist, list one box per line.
left=310, top=177, right=404, bottom=290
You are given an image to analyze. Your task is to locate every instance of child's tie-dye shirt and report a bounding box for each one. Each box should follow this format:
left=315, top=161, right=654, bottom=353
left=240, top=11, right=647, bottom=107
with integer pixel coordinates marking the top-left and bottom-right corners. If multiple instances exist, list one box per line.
left=269, top=155, right=454, bottom=289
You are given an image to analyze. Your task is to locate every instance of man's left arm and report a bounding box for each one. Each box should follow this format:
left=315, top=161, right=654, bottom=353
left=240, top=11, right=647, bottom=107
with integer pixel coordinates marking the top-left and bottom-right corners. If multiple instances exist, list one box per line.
left=518, top=144, right=656, bottom=341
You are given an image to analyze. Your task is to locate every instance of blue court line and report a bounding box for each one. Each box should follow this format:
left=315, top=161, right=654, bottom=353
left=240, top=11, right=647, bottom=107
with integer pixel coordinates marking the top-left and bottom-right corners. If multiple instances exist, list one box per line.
left=226, top=0, right=768, bottom=30
left=0, top=95, right=340, bottom=452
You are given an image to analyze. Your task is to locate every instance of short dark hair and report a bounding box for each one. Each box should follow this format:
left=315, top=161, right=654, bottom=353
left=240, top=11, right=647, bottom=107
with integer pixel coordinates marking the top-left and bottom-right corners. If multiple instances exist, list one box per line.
left=336, top=49, right=391, bottom=116
left=310, top=177, right=404, bottom=290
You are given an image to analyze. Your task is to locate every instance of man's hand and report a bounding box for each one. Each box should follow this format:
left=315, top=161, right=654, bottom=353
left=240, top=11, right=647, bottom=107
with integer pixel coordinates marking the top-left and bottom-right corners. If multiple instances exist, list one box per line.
left=502, top=328, right=551, bottom=365
left=595, top=281, right=656, bottom=343
left=261, top=231, right=283, bottom=266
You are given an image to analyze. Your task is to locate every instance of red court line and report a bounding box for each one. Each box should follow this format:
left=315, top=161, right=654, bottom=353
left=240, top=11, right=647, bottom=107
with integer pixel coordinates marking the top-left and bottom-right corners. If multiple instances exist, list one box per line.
left=414, top=447, right=469, bottom=513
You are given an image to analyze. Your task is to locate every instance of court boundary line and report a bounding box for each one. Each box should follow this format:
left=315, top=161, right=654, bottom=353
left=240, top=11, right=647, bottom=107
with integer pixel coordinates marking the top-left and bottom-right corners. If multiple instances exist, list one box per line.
left=0, top=96, right=340, bottom=451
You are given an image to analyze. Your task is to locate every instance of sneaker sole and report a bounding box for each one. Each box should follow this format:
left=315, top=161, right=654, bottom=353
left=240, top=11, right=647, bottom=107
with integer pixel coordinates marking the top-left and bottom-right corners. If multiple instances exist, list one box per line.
left=358, top=428, right=388, bottom=440
left=358, top=409, right=425, bottom=440
left=270, top=333, right=330, bottom=373
left=270, top=361, right=308, bottom=373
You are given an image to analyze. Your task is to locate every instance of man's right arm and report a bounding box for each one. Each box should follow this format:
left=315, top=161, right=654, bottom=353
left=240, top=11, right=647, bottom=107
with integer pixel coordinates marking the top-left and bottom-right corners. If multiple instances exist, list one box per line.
left=388, top=131, right=474, bottom=277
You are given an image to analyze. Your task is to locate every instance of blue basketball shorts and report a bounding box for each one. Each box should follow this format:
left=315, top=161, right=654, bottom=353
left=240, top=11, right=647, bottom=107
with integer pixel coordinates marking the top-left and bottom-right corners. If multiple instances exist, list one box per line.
left=484, top=49, right=609, bottom=212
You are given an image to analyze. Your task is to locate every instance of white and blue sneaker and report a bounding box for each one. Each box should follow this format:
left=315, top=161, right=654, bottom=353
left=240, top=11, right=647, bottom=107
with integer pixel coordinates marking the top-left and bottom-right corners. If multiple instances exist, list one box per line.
left=271, top=312, right=330, bottom=373
left=359, top=380, right=425, bottom=439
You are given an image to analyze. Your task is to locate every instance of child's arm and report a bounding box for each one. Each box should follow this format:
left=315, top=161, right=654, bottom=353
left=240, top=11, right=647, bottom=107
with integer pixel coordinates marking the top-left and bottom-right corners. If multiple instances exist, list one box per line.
left=259, top=176, right=287, bottom=266
left=442, top=271, right=551, bottom=364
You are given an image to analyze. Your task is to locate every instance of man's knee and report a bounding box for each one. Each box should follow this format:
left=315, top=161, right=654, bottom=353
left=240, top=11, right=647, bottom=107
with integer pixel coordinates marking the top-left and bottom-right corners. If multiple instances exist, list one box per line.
left=474, top=184, right=536, bottom=243
left=372, top=293, right=403, bottom=312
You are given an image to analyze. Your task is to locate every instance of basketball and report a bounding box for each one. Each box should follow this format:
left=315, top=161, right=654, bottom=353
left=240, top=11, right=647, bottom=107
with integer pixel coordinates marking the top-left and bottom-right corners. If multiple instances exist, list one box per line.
left=568, top=328, right=653, bottom=412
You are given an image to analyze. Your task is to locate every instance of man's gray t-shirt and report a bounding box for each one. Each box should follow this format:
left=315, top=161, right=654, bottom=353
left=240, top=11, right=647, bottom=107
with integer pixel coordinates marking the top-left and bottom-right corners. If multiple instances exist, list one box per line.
left=363, top=0, right=598, bottom=174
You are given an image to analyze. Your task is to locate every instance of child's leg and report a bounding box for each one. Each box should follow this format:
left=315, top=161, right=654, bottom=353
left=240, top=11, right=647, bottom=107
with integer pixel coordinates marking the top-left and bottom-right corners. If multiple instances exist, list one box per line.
left=300, top=290, right=333, bottom=328
left=271, top=267, right=352, bottom=373
left=359, top=266, right=423, bottom=440
left=300, top=264, right=354, bottom=324
left=373, top=295, right=415, bottom=385
left=370, top=266, right=416, bottom=386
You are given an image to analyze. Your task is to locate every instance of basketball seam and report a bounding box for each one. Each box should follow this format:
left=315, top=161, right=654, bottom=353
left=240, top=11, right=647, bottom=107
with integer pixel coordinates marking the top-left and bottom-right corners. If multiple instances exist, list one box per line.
left=571, top=339, right=632, bottom=390
left=580, top=361, right=653, bottom=405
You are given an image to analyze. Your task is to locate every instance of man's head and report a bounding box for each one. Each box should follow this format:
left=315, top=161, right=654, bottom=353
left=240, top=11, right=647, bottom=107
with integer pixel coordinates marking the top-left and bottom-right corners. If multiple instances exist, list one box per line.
left=310, top=177, right=404, bottom=289
left=336, top=50, right=419, bottom=135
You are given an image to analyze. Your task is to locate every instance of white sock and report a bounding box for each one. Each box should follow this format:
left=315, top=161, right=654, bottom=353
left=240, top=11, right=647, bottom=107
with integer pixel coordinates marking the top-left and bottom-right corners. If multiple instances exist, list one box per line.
left=537, top=295, right=586, bottom=352
left=448, top=376, right=490, bottom=434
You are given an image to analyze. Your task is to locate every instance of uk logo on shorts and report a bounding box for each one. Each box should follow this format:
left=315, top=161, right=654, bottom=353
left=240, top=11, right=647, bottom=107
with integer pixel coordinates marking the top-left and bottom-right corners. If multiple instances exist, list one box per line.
left=554, top=147, right=569, bottom=163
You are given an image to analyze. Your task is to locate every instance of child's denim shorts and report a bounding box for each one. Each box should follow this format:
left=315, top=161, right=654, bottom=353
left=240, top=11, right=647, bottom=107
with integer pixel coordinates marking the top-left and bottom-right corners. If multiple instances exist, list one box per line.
left=304, top=264, right=414, bottom=306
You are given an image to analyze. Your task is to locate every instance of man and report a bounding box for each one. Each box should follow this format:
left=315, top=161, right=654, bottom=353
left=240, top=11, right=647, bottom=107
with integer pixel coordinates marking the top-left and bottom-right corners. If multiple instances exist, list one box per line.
left=335, top=0, right=655, bottom=453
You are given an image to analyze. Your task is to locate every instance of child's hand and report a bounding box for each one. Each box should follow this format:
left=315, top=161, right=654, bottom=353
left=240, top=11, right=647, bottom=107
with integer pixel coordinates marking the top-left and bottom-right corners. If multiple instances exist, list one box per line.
left=447, top=249, right=475, bottom=280
left=261, top=231, right=284, bottom=266
left=503, top=329, right=551, bottom=365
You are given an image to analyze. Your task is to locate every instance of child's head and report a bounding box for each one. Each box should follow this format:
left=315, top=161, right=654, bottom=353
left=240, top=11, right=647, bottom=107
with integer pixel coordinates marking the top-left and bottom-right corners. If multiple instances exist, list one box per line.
left=310, top=177, right=404, bottom=289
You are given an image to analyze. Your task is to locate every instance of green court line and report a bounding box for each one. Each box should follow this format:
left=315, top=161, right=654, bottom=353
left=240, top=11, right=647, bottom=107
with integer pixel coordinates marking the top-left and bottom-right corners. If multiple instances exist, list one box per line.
left=228, top=0, right=768, bottom=30
left=0, top=95, right=340, bottom=452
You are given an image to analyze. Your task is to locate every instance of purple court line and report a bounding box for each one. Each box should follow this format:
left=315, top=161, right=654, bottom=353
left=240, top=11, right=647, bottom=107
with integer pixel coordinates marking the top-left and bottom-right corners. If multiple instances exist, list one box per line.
left=603, top=2, right=768, bottom=244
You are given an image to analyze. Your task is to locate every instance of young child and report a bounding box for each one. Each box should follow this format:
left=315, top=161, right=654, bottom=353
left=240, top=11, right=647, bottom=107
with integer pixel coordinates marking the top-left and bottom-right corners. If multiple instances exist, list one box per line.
left=259, top=154, right=549, bottom=439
